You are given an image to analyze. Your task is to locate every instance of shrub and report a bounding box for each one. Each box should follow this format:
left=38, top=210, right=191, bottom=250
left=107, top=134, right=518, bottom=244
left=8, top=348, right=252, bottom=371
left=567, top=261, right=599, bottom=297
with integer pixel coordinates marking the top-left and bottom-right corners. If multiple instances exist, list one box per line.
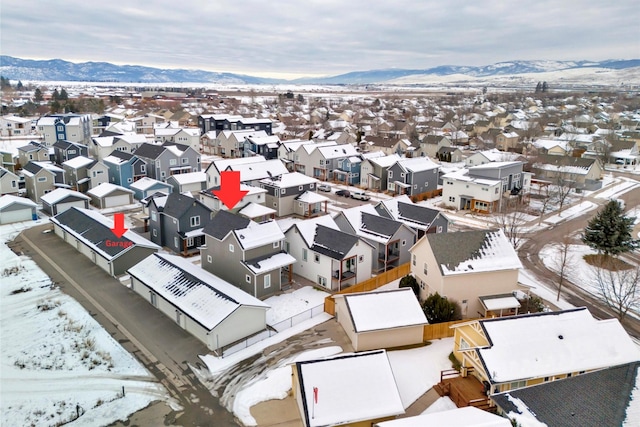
left=399, top=274, right=420, bottom=297
left=422, top=292, right=461, bottom=323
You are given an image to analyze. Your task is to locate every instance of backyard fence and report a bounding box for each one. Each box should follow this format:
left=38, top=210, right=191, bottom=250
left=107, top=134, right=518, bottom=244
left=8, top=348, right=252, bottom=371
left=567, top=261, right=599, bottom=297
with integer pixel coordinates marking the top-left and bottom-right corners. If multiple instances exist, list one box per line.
left=324, top=263, right=410, bottom=315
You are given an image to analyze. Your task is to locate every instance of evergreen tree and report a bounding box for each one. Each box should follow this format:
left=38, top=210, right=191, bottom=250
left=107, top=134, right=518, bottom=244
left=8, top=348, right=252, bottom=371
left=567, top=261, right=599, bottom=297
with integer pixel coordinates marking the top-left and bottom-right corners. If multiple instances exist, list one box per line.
left=535, top=82, right=542, bottom=93
left=34, top=88, right=43, bottom=102
left=399, top=274, right=420, bottom=297
left=542, top=81, right=548, bottom=92
left=421, top=292, right=460, bottom=323
left=52, top=89, right=60, bottom=101
left=582, top=200, right=639, bottom=256
left=16, top=80, right=24, bottom=90
left=60, top=88, right=69, bottom=101
left=0, top=76, right=11, bottom=89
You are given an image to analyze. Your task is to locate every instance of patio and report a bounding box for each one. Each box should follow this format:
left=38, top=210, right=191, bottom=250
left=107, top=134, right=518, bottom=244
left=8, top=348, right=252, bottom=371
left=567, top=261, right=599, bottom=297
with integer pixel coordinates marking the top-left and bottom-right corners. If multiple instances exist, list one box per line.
left=433, top=368, right=494, bottom=412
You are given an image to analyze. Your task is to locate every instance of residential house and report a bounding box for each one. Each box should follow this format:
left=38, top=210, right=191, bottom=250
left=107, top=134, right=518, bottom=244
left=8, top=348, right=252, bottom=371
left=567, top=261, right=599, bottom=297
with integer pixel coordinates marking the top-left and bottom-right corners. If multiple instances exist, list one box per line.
left=491, top=361, right=640, bottom=427
left=148, top=192, right=212, bottom=256
left=154, top=126, right=201, bottom=152
left=128, top=253, right=270, bottom=352
left=361, top=136, right=410, bottom=156
left=495, top=132, right=520, bottom=151
left=283, top=216, right=374, bottom=291
left=1, top=150, right=16, bottom=173
left=36, top=113, right=93, bottom=146
left=436, top=146, right=464, bottom=163
left=296, top=143, right=360, bottom=182
left=22, top=161, right=65, bottom=203
left=204, top=156, right=289, bottom=188
left=334, top=288, right=428, bottom=351
left=130, top=177, right=173, bottom=201
left=17, top=141, right=50, bottom=167
left=609, top=139, right=639, bottom=166
left=532, top=155, right=603, bottom=190
left=277, top=139, right=312, bottom=171
left=359, top=154, right=400, bottom=191
left=243, top=134, right=281, bottom=159
left=133, top=142, right=201, bottom=181
left=52, top=140, right=89, bottom=165
left=0, top=167, right=20, bottom=195
left=50, top=207, right=159, bottom=276
left=0, top=195, right=37, bottom=224
left=0, top=115, right=32, bottom=137
left=465, top=149, right=525, bottom=167
left=103, top=151, right=148, bottom=188
left=334, top=204, right=416, bottom=273
left=531, top=138, right=571, bottom=156
left=293, top=350, right=404, bottom=427
left=259, top=172, right=320, bottom=217
left=166, top=171, right=207, bottom=195
left=419, top=134, right=453, bottom=158
left=216, top=129, right=268, bottom=158
left=198, top=113, right=244, bottom=135
left=62, top=156, right=108, bottom=193
left=91, top=132, right=147, bottom=161
left=451, top=308, right=640, bottom=395
left=386, top=157, right=440, bottom=197
left=290, top=141, right=337, bottom=176
left=409, top=229, right=526, bottom=318
left=200, top=184, right=267, bottom=213
left=40, top=188, right=91, bottom=216
left=375, top=195, right=449, bottom=238
left=200, top=210, right=296, bottom=299
left=87, top=183, right=135, bottom=209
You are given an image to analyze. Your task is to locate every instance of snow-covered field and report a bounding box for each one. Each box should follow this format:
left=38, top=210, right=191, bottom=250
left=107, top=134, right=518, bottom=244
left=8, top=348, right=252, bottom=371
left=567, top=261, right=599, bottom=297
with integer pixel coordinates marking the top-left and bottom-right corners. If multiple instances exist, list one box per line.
left=0, top=221, right=170, bottom=426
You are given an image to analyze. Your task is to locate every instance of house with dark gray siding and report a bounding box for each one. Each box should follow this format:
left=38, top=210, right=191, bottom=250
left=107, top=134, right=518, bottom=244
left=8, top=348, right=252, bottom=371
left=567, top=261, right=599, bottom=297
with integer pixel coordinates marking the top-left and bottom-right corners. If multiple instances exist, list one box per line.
left=200, top=210, right=296, bottom=299
left=50, top=207, right=159, bottom=276
left=53, top=140, right=89, bottom=165
left=133, top=142, right=201, bottom=181
left=259, top=172, right=320, bottom=217
left=148, top=192, right=213, bottom=256
left=375, top=195, right=449, bottom=238
left=387, top=157, right=440, bottom=196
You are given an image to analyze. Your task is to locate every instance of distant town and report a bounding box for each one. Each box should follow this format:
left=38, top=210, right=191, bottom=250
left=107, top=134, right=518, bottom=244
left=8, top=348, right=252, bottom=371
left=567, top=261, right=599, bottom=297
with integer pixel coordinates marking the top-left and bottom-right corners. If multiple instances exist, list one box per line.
left=1, top=78, right=640, bottom=426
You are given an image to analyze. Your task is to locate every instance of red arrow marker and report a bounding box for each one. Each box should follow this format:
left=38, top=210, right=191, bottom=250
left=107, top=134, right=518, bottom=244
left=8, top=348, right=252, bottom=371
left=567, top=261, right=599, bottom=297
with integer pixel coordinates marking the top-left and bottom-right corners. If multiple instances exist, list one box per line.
left=110, top=213, right=128, bottom=238
left=213, top=171, right=249, bottom=210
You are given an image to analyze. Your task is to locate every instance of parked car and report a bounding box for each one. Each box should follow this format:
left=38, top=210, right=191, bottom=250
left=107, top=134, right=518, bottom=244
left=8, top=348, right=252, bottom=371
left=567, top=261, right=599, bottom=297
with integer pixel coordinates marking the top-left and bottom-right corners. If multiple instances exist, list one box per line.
left=335, top=189, right=351, bottom=197
left=317, top=183, right=332, bottom=192
left=350, top=191, right=371, bottom=201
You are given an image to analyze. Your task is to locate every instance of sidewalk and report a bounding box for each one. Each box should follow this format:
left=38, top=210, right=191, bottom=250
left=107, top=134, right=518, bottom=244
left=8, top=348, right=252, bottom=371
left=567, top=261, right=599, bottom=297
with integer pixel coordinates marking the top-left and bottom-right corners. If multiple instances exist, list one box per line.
left=401, top=387, right=441, bottom=417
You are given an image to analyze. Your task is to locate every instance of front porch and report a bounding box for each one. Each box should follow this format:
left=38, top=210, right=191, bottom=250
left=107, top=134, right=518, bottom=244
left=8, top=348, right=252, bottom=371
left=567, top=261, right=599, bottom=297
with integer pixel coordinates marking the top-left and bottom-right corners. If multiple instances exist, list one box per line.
left=376, top=240, right=400, bottom=273
left=330, top=256, right=357, bottom=291
left=294, top=191, right=329, bottom=218
left=180, top=231, right=205, bottom=256
left=433, top=368, right=494, bottom=412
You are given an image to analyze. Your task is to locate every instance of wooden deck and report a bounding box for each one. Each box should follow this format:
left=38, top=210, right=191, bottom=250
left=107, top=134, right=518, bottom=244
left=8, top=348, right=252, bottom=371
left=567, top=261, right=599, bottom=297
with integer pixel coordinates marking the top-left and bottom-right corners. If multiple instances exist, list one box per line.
left=434, top=369, right=494, bottom=412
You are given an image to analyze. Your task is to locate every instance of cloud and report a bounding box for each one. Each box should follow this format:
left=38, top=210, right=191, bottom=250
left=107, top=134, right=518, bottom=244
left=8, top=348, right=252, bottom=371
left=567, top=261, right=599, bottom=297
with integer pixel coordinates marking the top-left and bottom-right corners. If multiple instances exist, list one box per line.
left=2, top=0, right=638, bottom=78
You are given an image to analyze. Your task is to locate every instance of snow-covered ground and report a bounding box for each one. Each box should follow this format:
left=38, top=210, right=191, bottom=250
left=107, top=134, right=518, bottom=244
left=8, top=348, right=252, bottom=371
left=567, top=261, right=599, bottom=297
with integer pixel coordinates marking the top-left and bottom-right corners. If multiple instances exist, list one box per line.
left=0, top=220, right=172, bottom=427
left=264, top=286, right=329, bottom=326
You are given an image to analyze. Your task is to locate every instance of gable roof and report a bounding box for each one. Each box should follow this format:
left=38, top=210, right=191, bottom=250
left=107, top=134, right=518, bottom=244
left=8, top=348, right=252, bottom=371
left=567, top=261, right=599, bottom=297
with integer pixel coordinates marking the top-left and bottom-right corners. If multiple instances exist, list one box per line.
left=50, top=207, right=159, bottom=259
left=339, top=288, right=428, bottom=333
left=63, top=155, right=96, bottom=169
left=476, top=308, right=640, bottom=384
left=337, top=204, right=407, bottom=244
left=311, top=224, right=359, bottom=260
left=203, top=209, right=251, bottom=240
left=375, top=406, right=511, bottom=427
left=491, top=361, right=640, bottom=427
left=377, top=196, right=442, bottom=231
left=21, top=161, right=62, bottom=177
left=534, top=154, right=598, bottom=175
left=162, top=192, right=210, bottom=219
left=40, top=188, right=90, bottom=205
left=127, top=253, right=268, bottom=331
left=422, top=229, right=521, bottom=275
left=133, top=142, right=166, bottom=159
left=0, top=194, right=37, bottom=210
left=129, top=177, right=172, bottom=192
left=87, top=182, right=134, bottom=198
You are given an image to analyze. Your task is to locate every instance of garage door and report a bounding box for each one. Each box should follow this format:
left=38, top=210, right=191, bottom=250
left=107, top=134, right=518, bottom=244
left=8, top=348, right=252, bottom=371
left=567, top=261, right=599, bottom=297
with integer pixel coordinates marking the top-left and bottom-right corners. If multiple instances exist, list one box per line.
left=0, top=208, right=32, bottom=224
left=104, top=194, right=130, bottom=208
left=56, top=201, right=86, bottom=215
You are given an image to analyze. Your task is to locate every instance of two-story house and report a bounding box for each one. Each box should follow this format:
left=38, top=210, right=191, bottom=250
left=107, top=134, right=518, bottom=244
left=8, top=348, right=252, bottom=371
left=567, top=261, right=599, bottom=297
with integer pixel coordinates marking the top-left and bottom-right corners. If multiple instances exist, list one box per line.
left=154, top=125, right=201, bottom=152
left=419, top=135, right=453, bottom=158
left=306, top=143, right=360, bottom=182
left=0, top=167, right=20, bottom=196
left=0, top=115, right=32, bottom=137
left=204, top=156, right=289, bottom=189
left=375, top=195, right=449, bottom=238
left=283, top=216, right=374, bottom=291
left=387, top=157, right=440, bottom=197
left=52, top=140, right=89, bottom=165
left=334, top=204, right=416, bottom=273
left=532, top=155, right=603, bottom=191
left=133, top=142, right=200, bottom=181
left=359, top=153, right=400, bottom=191
left=199, top=184, right=267, bottom=213
left=259, top=172, right=321, bottom=217
left=200, top=210, right=296, bottom=299
left=91, top=132, right=147, bottom=161
left=62, top=156, right=108, bottom=192
left=36, top=113, right=92, bottom=146
left=17, top=141, right=50, bottom=168
left=103, top=151, right=148, bottom=188
left=148, top=192, right=212, bottom=256
left=216, top=129, right=268, bottom=158
left=21, top=161, right=65, bottom=202
left=242, top=134, right=281, bottom=159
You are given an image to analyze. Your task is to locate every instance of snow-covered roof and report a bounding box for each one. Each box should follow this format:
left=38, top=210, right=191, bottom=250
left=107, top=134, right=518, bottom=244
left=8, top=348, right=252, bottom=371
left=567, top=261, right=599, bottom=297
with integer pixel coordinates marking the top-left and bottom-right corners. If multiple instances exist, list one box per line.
left=317, top=144, right=359, bottom=159
left=167, top=171, right=206, bottom=185
left=62, top=156, right=94, bottom=169
left=0, top=194, right=37, bottom=210
left=295, top=350, right=404, bottom=427
left=211, top=156, right=266, bottom=173
left=244, top=252, right=297, bottom=274
left=469, top=160, right=523, bottom=171
left=292, top=215, right=340, bottom=247
left=375, top=406, right=511, bottom=427
left=477, top=308, right=640, bottom=383
left=127, top=253, right=268, bottom=331
left=360, top=151, right=387, bottom=160
left=395, top=156, right=440, bottom=173
left=238, top=202, right=276, bottom=219
left=300, top=141, right=337, bottom=155
left=130, top=177, right=170, bottom=191
left=296, top=191, right=329, bottom=204
left=40, top=188, right=90, bottom=204
left=339, top=288, right=428, bottom=332
left=235, top=220, right=285, bottom=250
left=87, top=182, right=134, bottom=198
left=442, top=168, right=501, bottom=187
left=368, top=153, right=401, bottom=167
left=260, top=171, right=318, bottom=188
left=336, top=204, right=402, bottom=244
left=226, top=159, right=289, bottom=182
left=532, top=138, right=570, bottom=151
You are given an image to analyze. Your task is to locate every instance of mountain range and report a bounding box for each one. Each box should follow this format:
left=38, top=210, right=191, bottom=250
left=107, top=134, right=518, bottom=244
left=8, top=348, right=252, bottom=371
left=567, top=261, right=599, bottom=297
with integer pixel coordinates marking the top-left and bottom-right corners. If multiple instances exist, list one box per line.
left=1, top=56, right=639, bottom=85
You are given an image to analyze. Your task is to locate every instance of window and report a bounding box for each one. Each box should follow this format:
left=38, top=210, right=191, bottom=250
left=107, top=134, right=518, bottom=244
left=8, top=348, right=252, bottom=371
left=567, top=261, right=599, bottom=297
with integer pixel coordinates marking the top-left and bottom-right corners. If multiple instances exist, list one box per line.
left=299, top=185, right=303, bottom=191
left=246, top=275, right=251, bottom=283
left=141, top=165, right=146, bottom=173
left=174, top=237, right=179, bottom=248
left=317, top=275, right=327, bottom=287
left=319, top=159, right=325, bottom=166
left=302, top=248, right=308, bottom=261
left=264, top=275, right=271, bottom=289
left=187, top=237, right=194, bottom=247
left=170, top=159, right=177, bottom=166
left=68, top=149, right=76, bottom=155
left=229, top=244, right=234, bottom=252
left=402, top=240, right=406, bottom=246
left=412, top=254, right=416, bottom=266
left=37, top=176, right=47, bottom=182
left=510, top=380, right=527, bottom=390
left=190, top=216, right=200, bottom=227
left=151, top=211, right=157, bottom=221
left=182, top=158, right=188, bottom=164
left=460, top=337, right=470, bottom=350
left=207, top=255, right=212, bottom=263
left=273, top=241, right=279, bottom=248
left=388, top=171, right=393, bottom=178
left=449, top=196, right=455, bottom=202
left=359, top=255, right=364, bottom=263
left=285, top=242, right=290, bottom=253
left=314, top=254, right=320, bottom=263
left=11, top=180, right=16, bottom=188
left=423, top=263, right=428, bottom=275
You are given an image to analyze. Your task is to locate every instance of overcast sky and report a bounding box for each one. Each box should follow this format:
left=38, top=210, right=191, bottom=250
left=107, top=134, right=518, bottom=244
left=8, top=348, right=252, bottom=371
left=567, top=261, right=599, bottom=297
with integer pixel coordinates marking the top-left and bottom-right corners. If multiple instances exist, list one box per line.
left=2, top=0, right=638, bottom=79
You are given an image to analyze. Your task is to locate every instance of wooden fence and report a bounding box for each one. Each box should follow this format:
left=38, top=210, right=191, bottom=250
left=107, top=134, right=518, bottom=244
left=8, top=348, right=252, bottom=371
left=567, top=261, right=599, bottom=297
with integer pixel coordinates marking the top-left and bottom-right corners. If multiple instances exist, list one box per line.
left=324, top=263, right=410, bottom=315
left=422, top=318, right=477, bottom=341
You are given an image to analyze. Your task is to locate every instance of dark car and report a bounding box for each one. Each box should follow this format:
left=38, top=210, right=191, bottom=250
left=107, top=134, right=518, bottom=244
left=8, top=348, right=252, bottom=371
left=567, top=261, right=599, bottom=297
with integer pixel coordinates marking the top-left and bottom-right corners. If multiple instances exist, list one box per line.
left=335, top=189, right=351, bottom=197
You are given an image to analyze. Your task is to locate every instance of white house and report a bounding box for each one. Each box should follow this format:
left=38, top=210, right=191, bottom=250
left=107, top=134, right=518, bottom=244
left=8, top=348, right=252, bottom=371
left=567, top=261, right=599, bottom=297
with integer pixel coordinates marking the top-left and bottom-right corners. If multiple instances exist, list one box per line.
left=127, top=253, right=270, bottom=351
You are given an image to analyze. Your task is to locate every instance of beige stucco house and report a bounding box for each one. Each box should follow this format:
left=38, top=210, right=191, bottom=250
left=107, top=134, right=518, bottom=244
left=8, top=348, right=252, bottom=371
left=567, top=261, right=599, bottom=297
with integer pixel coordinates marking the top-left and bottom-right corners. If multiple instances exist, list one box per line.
left=409, top=229, right=526, bottom=319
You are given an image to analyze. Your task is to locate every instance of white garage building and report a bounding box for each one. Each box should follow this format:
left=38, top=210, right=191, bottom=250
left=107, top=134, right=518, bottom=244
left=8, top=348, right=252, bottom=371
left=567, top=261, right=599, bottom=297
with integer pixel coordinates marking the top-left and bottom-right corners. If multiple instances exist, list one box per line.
left=128, top=253, right=270, bottom=351
left=0, top=195, right=37, bottom=224
left=88, top=182, right=135, bottom=209
left=41, top=188, right=91, bottom=216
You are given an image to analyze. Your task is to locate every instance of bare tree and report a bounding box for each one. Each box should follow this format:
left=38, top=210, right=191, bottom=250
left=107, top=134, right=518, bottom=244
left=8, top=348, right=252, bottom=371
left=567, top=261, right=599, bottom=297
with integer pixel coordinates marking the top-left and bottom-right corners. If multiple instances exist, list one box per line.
left=553, top=171, right=577, bottom=214
left=554, top=236, right=574, bottom=301
left=535, top=181, right=554, bottom=226
left=592, top=261, right=640, bottom=321
left=492, top=204, right=527, bottom=249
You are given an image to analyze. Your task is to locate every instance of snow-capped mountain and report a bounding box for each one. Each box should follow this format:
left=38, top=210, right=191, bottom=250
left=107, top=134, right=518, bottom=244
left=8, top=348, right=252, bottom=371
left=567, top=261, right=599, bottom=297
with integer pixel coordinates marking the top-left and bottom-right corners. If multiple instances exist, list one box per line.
left=1, top=56, right=638, bottom=85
